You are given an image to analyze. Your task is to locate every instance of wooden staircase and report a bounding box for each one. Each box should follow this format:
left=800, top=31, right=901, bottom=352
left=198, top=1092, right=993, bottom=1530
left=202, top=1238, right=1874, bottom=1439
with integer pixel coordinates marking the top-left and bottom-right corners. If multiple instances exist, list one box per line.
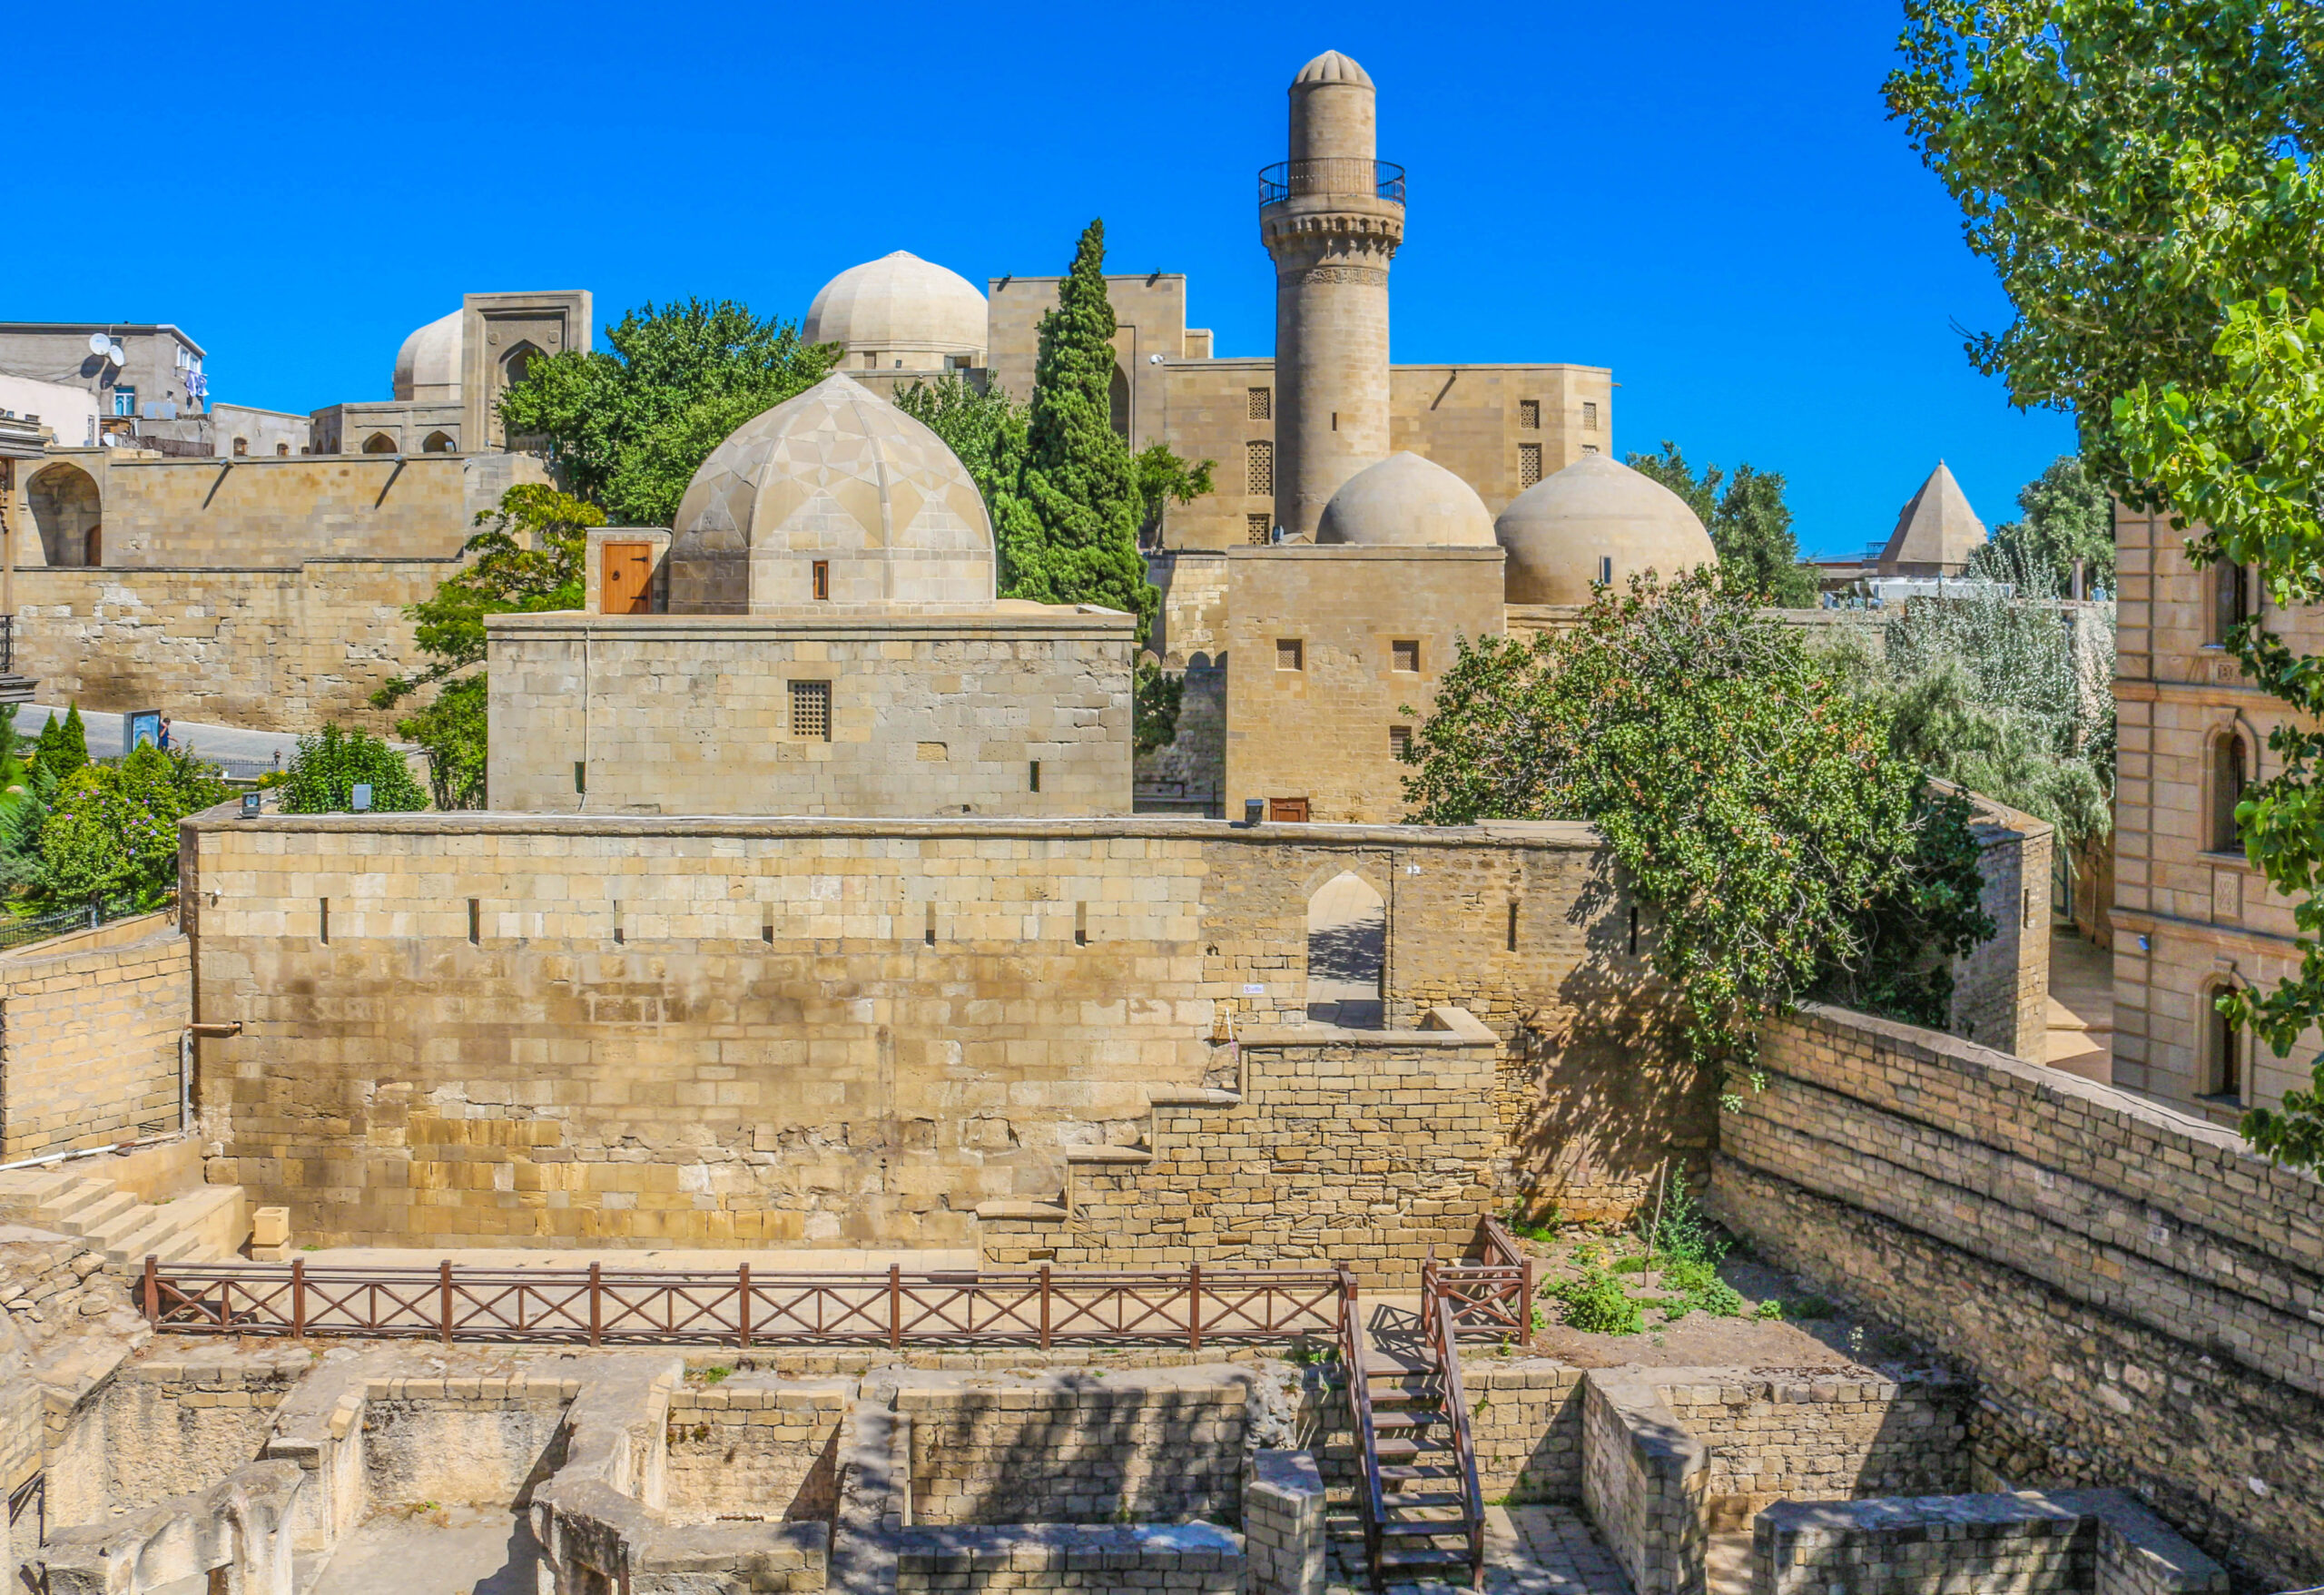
left=1338, top=1271, right=1486, bottom=1590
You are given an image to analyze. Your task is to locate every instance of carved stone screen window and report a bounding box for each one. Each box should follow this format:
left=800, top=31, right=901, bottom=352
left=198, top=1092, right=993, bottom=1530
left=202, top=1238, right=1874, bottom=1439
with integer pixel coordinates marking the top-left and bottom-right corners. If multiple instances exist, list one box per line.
left=1389, top=724, right=1413, bottom=759
left=1519, top=443, right=1542, bottom=487
left=1247, top=513, right=1274, bottom=545
left=790, top=679, right=831, bottom=740
left=1391, top=639, right=1420, bottom=673
left=1246, top=439, right=1274, bottom=495
left=1518, top=399, right=1540, bottom=430
left=1276, top=638, right=1304, bottom=671
left=1248, top=388, right=1272, bottom=420
left=1583, top=401, right=1600, bottom=431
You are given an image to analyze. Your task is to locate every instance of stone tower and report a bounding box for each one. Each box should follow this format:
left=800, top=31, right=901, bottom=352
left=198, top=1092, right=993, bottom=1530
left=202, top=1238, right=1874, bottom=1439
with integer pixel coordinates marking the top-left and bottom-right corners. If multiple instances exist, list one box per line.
left=1262, top=49, right=1404, bottom=538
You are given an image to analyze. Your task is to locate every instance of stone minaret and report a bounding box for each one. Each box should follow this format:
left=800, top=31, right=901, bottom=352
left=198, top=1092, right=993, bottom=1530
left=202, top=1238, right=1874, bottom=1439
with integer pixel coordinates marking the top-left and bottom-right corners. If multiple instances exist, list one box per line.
left=1263, top=50, right=1403, bottom=538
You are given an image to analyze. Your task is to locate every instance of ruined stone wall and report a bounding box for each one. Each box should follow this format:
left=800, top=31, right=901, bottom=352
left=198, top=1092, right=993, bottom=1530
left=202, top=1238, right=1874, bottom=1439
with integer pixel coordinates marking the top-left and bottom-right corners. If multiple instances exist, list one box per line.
left=45, top=1351, right=309, bottom=1529
left=977, top=1017, right=1499, bottom=1286
left=899, top=1368, right=1248, bottom=1525
left=663, top=1375, right=847, bottom=1524
left=0, top=913, right=186, bottom=1158
left=1945, top=784, right=2053, bottom=1061
left=14, top=559, right=452, bottom=734
left=1656, top=1372, right=1972, bottom=1527
left=486, top=609, right=1137, bottom=819
left=360, top=1381, right=572, bottom=1508
left=1710, top=1005, right=2324, bottom=1590
left=185, top=813, right=1694, bottom=1250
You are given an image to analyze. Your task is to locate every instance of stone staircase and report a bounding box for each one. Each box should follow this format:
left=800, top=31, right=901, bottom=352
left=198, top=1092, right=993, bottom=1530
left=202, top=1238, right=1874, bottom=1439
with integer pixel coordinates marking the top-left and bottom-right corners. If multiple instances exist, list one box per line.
left=0, top=1167, right=245, bottom=1267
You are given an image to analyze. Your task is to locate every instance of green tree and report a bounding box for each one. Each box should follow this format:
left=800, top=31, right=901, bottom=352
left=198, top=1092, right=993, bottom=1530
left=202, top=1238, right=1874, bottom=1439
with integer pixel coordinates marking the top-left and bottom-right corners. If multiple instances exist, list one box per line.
left=999, top=220, right=1159, bottom=639
left=278, top=724, right=429, bottom=814
left=497, top=300, right=841, bottom=527
left=1890, top=0, right=2324, bottom=1162
left=37, top=745, right=228, bottom=908
left=1973, top=456, right=2116, bottom=595
left=1626, top=442, right=1819, bottom=606
left=1402, top=566, right=1992, bottom=1059
left=375, top=485, right=603, bottom=808
left=1132, top=442, right=1216, bottom=548
left=892, top=375, right=1029, bottom=511
left=33, top=704, right=88, bottom=786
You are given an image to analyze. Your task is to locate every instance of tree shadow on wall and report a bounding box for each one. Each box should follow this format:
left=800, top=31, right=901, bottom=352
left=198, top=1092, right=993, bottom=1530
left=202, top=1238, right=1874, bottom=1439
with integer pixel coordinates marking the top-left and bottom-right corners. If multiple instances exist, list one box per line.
left=1506, top=865, right=1719, bottom=1222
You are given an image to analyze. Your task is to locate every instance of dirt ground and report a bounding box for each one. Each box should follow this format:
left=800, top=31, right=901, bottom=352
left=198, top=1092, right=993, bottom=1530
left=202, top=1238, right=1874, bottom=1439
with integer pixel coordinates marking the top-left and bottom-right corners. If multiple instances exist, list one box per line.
left=1502, top=1223, right=1945, bottom=1373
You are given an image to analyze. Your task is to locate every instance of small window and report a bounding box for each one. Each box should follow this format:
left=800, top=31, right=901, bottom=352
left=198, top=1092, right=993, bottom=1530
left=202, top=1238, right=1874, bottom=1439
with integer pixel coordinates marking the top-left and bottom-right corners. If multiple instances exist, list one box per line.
left=812, top=559, right=831, bottom=601
left=2213, top=733, right=2248, bottom=853
left=1596, top=556, right=1614, bottom=586
left=1391, top=639, right=1420, bottom=673
left=318, top=898, right=330, bottom=944
left=790, top=679, right=832, bottom=740
left=1507, top=901, right=1520, bottom=952
left=1519, top=443, right=1542, bottom=488
left=1029, top=760, right=1041, bottom=792
left=1246, top=439, right=1274, bottom=496
left=1246, top=513, right=1273, bottom=545
left=2212, top=561, right=2251, bottom=644
left=1248, top=388, right=1272, bottom=420
left=1276, top=638, right=1304, bottom=672
left=275, top=442, right=290, bottom=456
left=1389, top=724, right=1413, bottom=760
left=468, top=899, right=481, bottom=945
left=231, top=437, right=249, bottom=457
left=1517, top=399, right=1541, bottom=430
left=1582, top=400, right=1600, bottom=431
left=2207, top=989, right=2244, bottom=1101
left=113, top=386, right=136, bottom=418
left=1582, top=443, right=1601, bottom=455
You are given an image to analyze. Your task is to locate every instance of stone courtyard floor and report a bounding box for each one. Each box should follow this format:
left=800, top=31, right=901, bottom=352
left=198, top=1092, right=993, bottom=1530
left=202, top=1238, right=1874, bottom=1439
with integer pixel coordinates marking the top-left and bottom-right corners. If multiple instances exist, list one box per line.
left=1324, top=1504, right=1637, bottom=1594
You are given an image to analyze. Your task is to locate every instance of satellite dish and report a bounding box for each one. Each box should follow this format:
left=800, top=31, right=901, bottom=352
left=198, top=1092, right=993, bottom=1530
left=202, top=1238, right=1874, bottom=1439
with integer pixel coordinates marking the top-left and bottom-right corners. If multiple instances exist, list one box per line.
left=105, top=343, right=124, bottom=367
left=87, top=332, right=112, bottom=357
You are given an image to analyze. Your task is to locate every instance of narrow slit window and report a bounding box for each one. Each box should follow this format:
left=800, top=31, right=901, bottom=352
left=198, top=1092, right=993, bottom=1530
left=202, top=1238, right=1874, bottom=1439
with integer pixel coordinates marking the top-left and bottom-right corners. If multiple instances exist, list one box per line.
left=761, top=921, right=774, bottom=944
left=1074, top=901, right=1088, bottom=947
left=924, top=901, right=937, bottom=947
left=1597, top=556, right=1614, bottom=586
left=319, top=898, right=330, bottom=944
left=1029, top=760, right=1041, bottom=793
left=613, top=902, right=624, bottom=945
left=1507, top=901, right=1520, bottom=953
left=468, top=899, right=480, bottom=945
left=791, top=679, right=832, bottom=740
left=574, top=760, right=586, bottom=794
left=812, top=559, right=830, bottom=601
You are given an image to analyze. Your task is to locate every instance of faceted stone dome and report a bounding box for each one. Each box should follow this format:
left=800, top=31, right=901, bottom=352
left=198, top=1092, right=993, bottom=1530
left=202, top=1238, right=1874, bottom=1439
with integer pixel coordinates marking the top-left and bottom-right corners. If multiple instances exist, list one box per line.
left=803, top=251, right=988, bottom=364
left=391, top=309, right=462, bottom=402
left=1495, top=454, right=1718, bottom=605
left=667, top=372, right=996, bottom=613
left=1315, top=452, right=1496, bottom=547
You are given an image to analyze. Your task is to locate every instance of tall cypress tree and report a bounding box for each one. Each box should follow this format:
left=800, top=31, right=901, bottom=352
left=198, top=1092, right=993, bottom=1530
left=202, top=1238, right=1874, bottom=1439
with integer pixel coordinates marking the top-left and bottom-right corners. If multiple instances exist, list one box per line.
left=999, top=219, right=1157, bottom=642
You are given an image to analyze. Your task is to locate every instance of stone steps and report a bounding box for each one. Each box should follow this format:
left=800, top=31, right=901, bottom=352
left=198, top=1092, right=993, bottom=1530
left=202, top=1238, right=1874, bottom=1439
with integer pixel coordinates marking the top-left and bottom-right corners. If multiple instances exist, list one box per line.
left=0, top=1168, right=244, bottom=1266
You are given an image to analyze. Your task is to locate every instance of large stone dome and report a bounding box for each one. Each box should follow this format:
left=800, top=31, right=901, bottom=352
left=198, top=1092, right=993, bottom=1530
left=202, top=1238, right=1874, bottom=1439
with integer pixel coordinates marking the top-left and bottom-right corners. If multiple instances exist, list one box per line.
left=1495, top=454, right=1718, bottom=604
left=668, top=372, right=995, bottom=613
left=391, top=309, right=462, bottom=402
left=1316, top=452, right=1497, bottom=547
left=803, top=251, right=988, bottom=367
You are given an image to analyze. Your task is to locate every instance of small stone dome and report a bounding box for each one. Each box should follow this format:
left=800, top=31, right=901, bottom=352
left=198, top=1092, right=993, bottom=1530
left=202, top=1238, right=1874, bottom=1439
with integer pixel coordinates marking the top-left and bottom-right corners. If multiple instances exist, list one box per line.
left=1495, top=454, right=1718, bottom=605
left=1295, top=49, right=1374, bottom=87
left=391, top=310, right=462, bottom=402
left=1316, top=453, right=1497, bottom=547
left=668, top=372, right=995, bottom=613
left=803, top=251, right=988, bottom=364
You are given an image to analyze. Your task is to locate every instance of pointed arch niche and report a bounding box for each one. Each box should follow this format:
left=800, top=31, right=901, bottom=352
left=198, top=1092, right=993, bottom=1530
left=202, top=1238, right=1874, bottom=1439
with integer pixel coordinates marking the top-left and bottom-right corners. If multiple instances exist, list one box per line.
left=1306, top=869, right=1385, bottom=1028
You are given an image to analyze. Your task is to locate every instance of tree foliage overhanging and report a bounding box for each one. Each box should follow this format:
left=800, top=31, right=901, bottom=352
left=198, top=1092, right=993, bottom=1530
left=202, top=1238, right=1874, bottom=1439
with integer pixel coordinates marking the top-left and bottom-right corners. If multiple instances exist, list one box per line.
left=1402, top=566, right=1994, bottom=1062
left=497, top=300, right=841, bottom=528
left=1626, top=442, right=1820, bottom=606
left=1889, top=0, right=2324, bottom=1164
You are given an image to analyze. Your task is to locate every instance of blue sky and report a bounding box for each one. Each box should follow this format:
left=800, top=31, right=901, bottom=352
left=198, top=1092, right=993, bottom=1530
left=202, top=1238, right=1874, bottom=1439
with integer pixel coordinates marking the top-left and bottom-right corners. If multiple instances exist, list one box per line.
left=7, top=0, right=2075, bottom=556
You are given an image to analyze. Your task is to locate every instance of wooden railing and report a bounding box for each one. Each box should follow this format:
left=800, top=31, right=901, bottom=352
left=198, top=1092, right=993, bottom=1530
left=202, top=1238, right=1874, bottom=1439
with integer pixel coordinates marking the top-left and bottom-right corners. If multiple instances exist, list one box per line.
left=1421, top=1259, right=1489, bottom=1586
left=1335, top=1266, right=1390, bottom=1582
left=138, top=1256, right=1343, bottom=1347
left=1431, top=1216, right=1538, bottom=1338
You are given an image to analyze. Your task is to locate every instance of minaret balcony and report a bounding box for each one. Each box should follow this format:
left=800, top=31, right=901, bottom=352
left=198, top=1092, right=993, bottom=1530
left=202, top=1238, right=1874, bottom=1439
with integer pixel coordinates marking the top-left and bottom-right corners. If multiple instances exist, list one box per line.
left=1258, top=159, right=1406, bottom=209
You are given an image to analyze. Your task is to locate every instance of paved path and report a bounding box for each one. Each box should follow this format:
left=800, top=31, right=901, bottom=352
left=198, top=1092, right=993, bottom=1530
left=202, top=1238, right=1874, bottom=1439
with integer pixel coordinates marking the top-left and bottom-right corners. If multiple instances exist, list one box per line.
left=1325, top=1504, right=1637, bottom=1594
left=2045, top=924, right=2114, bottom=1083
left=16, top=703, right=302, bottom=776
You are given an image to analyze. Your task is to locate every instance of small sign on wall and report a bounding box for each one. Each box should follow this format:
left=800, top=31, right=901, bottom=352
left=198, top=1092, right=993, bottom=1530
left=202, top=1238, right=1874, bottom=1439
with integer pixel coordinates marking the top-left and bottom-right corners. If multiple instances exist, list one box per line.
left=1241, top=984, right=1265, bottom=996
left=126, top=711, right=161, bottom=754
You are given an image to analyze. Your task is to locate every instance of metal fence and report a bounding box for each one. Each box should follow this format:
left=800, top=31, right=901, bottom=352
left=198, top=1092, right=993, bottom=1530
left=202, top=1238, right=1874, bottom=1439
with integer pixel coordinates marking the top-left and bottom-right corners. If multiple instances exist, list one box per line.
left=0, top=895, right=172, bottom=954
left=140, top=1258, right=1347, bottom=1349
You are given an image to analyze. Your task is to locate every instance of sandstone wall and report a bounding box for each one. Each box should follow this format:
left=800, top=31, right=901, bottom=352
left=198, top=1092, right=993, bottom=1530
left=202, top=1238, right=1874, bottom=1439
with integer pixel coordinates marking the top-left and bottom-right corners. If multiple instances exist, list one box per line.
left=1711, top=1004, right=2324, bottom=1590
left=13, top=559, right=453, bottom=734
left=0, top=912, right=187, bottom=1159
left=1946, top=784, right=2053, bottom=1061
left=183, top=813, right=1695, bottom=1250
left=487, top=609, right=1137, bottom=818
left=662, top=1374, right=847, bottom=1524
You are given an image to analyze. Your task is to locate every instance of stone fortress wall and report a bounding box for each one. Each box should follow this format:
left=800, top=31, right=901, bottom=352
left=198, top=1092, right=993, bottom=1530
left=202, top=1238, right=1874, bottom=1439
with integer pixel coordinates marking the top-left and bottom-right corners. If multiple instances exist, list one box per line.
left=1709, top=1003, right=2324, bottom=1590
left=0, top=911, right=189, bottom=1160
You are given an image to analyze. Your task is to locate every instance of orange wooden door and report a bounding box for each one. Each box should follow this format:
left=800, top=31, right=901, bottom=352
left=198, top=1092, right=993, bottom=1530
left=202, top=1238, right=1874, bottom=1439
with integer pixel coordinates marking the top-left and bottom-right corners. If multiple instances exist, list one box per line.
left=1269, top=797, right=1310, bottom=822
left=602, top=541, right=653, bottom=614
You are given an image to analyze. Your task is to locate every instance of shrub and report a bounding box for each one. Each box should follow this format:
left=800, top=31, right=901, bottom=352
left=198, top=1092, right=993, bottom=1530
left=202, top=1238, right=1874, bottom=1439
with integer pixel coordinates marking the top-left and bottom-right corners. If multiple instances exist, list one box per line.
left=1554, top=1269, right=1643, bottom=1336
left=279, top=725, right=428, bottom=814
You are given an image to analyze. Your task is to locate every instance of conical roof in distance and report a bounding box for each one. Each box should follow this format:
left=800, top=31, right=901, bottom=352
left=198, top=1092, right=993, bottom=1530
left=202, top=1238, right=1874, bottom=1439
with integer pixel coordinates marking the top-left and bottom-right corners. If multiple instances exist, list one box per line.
left=1879, top=461, right=1987, bottom=573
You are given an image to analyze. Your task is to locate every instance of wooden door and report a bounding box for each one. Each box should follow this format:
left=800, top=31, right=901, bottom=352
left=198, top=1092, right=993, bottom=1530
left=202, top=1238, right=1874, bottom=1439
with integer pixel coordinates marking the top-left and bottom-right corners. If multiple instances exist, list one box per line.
left=1269, top=797, right=1310, bottom=822
left=601, top=541, right=653, bottom=614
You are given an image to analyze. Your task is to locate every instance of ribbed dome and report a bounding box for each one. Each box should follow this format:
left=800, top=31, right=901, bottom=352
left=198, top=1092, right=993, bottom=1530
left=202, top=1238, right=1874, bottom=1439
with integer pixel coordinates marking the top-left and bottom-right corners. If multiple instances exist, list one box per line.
left=667, top=372, right=995, bottom=614
left=1295, top=49, right=1374, bottom=87
left=391, top=310, right=462, bottom=402
left=803, top=251, right=988, bottom=363
left=1316, top=453, right=1496, bottom=547
left=1495, top=454, right=1718, bottom=605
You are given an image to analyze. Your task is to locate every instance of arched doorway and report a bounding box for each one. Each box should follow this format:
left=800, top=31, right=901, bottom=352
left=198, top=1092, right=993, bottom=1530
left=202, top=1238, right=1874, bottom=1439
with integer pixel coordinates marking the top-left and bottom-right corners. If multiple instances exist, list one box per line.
left=1108, top=363, right=1131, bottom=440
left=362, top=433, right=399, bottom=454
left=421, top=429, right=455, bottom=453
left=27, top=462, right=101, bottom=566
left=1306, top=870, right=1385, bottom=1028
